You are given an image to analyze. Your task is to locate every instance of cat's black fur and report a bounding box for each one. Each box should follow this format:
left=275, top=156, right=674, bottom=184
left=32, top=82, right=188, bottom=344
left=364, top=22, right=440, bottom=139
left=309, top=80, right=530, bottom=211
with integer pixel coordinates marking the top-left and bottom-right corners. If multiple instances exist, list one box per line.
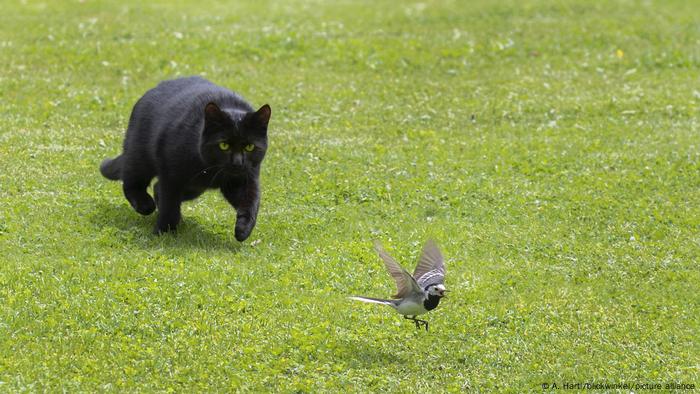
left=100, top=76, right=271, bottom=241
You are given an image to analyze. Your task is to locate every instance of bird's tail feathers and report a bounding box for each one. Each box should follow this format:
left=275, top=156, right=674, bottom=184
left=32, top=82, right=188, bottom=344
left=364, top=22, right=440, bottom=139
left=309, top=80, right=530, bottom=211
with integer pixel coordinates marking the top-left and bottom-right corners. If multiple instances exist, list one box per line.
left=349, top=296, right=395, bottom=306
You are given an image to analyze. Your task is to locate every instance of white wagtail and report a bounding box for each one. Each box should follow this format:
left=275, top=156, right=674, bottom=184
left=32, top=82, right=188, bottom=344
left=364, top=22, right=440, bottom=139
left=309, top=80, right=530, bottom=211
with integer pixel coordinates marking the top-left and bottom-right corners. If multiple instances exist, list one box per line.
left=350, top=240, right=447, bottom=331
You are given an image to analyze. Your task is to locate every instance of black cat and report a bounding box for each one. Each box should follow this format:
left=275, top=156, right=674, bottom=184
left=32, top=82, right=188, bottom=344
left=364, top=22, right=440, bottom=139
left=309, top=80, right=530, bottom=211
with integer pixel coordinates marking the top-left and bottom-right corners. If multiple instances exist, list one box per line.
left=100, top=76, right=271, bottom=241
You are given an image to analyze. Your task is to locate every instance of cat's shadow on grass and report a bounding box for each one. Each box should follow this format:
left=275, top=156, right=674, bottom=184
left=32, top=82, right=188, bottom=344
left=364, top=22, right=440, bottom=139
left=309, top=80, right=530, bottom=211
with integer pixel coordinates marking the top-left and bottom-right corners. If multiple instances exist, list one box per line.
left=91, top=201, right=243, bottom=253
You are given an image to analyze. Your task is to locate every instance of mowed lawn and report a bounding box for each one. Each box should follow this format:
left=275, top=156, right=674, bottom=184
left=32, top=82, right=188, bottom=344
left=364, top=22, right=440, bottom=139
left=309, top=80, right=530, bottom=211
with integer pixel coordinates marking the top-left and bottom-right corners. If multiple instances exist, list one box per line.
left=1, top=0, right=698, bottom=391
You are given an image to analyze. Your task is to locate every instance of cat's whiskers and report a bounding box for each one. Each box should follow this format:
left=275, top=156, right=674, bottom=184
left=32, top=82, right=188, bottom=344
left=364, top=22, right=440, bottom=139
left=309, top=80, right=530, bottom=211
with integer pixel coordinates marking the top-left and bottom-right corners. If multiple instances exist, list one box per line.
left=186, top=164, right=226, bottom=185
left=208, top=166, right=230, bottom=187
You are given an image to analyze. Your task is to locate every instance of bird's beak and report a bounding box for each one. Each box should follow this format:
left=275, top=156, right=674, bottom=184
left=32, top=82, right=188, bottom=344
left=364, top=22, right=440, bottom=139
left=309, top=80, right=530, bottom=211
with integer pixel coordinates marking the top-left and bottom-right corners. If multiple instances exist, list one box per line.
left=441, top=289, right=450, bottom=297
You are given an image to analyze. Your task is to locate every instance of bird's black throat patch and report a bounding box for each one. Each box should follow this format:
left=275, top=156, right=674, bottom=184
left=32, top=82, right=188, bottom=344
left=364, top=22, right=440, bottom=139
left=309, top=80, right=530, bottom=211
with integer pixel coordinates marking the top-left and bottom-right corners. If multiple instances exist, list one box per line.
left=423, top=294, right=441, bottom=311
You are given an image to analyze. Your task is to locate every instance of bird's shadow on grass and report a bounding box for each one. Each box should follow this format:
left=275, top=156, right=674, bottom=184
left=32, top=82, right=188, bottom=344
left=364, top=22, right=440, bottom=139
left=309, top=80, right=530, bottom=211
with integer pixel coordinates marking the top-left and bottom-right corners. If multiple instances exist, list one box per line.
left=335, top=337, right=407, bottom=368
left=89, top=201, right=242, bottom=253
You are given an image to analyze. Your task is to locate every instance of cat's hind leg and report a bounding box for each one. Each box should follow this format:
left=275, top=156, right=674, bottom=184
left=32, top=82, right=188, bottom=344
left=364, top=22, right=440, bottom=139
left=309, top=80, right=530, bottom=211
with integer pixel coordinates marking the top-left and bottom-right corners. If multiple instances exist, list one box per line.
left=154, top=181, right=183, bottom=234
left=123, top=178, right=156, bottom=216
left=120, top=154, right=156, bottom=216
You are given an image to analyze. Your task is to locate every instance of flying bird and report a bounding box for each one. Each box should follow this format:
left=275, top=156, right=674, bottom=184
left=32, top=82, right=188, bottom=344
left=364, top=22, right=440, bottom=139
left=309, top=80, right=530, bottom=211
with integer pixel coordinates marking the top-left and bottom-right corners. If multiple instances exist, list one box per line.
left=350, top=240, right=447, bottom=331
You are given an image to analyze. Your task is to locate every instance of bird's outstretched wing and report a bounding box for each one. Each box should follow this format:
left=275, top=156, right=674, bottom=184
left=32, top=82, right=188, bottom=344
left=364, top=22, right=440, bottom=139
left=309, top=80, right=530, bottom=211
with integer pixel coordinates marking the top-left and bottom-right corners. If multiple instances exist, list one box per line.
left=413, top=239, right=446, bottom=288
left=374, top=241, right=423, bottom=299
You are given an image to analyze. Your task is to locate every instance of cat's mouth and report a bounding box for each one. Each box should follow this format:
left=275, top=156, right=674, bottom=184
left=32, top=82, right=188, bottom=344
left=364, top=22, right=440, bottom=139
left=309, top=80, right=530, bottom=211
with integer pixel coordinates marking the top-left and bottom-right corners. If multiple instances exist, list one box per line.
left=204, top=165, right=247, bottom=183
left=219, top=165, right=248, bottom=178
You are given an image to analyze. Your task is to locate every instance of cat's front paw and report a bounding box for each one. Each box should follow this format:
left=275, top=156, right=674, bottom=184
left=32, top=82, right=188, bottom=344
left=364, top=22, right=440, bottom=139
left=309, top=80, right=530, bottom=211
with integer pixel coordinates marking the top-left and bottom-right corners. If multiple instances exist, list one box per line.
left=153, top=225, right=172, bottom=235
left=154, top=212, right=181, bottom=235
left=235, top=216, right=255, bottom=242
left=153, top=222, right=177, bottom=235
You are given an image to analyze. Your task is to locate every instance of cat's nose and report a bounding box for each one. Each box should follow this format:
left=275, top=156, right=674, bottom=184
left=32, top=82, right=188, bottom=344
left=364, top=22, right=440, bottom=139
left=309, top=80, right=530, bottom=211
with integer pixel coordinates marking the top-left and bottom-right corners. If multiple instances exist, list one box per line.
left=231, top=152, right=243, bottom=167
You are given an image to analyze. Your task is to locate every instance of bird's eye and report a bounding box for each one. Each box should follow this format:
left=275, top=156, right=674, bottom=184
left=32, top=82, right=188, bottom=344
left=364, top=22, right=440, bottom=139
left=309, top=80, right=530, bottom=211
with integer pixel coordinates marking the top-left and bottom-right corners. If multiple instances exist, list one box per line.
left=244, top=144, right=255, bottom=152
left=219, top=142, right=230, bottom=151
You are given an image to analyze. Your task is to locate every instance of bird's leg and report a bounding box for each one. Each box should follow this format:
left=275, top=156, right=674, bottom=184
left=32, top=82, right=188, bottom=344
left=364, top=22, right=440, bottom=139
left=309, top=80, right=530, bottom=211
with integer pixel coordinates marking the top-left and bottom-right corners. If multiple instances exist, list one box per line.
left=403, top=315, right=429, bottom=331
left=418, top=319, right=429, bottom=332
left=404, top=315, right=420, bottom=329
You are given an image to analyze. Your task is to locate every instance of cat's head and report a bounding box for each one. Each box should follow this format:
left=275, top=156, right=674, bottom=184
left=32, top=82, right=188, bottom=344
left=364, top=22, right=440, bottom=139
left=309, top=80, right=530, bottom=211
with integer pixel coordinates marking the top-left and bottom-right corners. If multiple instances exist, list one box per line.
left=200, top=102, right=271, bottom=178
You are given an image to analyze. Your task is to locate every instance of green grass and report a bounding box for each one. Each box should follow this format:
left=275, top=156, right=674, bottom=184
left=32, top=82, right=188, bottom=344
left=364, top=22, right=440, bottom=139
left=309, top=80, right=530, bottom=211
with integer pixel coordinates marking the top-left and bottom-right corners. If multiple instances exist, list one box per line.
left=1, top=0, right=699, bottom=391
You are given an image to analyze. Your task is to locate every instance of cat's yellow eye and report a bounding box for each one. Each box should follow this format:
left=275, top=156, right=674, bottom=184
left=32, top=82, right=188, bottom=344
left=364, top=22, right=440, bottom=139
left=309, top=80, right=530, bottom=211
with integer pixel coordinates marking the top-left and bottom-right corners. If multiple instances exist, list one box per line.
left=218, top=142, right=230, bottom=151
left=244, top=144, right=255, bottom=152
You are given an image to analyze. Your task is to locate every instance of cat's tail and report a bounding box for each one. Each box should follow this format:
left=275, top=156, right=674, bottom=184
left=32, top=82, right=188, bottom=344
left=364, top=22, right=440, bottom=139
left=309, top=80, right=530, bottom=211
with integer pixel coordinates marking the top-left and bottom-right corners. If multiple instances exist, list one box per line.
left=100, top=155, right=123, bottom=180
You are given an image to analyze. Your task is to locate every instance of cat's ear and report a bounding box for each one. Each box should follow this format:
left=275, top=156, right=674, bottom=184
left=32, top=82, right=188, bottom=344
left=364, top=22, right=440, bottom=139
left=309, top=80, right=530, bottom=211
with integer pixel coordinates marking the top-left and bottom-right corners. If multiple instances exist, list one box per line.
left=252, top=104, right=271, bottom=129
left=204, top=102, right=227, bottom=125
